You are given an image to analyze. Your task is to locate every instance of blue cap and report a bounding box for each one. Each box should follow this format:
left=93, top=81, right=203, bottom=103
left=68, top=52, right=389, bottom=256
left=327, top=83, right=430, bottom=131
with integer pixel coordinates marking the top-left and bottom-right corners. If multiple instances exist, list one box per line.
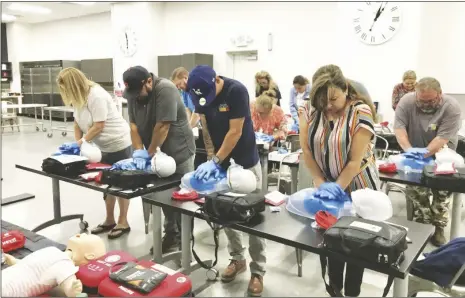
left=187, top=65, right=217, bottom=108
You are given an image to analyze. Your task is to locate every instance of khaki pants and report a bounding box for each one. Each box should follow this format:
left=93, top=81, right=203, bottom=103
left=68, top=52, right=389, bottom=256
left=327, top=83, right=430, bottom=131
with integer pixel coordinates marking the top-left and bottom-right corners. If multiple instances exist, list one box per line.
left=223, top=160, right=267, bottom=276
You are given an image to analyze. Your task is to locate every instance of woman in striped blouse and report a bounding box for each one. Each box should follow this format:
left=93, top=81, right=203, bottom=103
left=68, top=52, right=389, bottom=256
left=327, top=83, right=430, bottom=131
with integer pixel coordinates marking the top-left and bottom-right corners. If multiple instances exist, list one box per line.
left=298, top=64, right=380, bottom=297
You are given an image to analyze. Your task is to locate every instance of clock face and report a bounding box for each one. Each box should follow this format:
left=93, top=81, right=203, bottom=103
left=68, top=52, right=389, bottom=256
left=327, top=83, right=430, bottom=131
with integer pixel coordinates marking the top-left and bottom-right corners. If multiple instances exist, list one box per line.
left=119, top=27, right=138, bottom=57
left=353, top=2, right=402, bottom=45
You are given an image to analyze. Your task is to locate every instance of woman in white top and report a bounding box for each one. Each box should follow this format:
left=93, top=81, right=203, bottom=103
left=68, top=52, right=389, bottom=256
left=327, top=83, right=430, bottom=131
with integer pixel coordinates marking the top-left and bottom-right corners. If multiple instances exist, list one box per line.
left=57, top=67, right=132, bottom=239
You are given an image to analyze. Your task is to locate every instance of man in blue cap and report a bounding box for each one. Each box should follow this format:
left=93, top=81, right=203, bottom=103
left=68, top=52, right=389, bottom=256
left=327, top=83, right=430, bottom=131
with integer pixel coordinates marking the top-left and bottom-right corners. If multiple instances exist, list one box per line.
left=187, top=65, right=265, bottom=296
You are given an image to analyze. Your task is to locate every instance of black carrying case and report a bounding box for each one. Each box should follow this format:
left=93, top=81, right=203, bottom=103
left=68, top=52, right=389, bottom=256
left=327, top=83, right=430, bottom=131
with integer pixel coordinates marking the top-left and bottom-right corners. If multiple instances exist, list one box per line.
left=320, top=216, right=408, bottom=297
left=99, top=169, right=158, bottom=191
left=191, top=192, right=266, bottom=270
left=42, top=157, right=87, bottom=177
left=421, top=164, right=465, bottom=193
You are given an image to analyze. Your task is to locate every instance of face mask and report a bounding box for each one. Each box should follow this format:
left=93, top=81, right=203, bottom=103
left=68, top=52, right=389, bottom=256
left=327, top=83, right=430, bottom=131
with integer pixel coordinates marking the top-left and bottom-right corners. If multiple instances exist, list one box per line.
left=415, top=99, right=439, bottom=114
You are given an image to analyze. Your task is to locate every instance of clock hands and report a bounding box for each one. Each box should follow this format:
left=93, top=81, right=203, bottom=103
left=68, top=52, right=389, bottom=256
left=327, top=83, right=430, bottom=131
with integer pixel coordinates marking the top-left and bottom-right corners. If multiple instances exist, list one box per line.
left=125, top=32, right=128, bottom=49
left=369, top=2, right=388, bottom=32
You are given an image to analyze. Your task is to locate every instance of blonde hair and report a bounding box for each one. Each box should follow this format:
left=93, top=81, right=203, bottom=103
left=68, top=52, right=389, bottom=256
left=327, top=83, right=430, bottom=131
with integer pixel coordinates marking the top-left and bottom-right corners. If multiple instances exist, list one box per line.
left=255, top=90, right=276, bottom=111
left=57, top=67, right=94, bottom=108
left=416, top=77, right=442, bottom=93
left=171, top=67, right=189, bottom=81
left=255, top=71, right=277, bottom=94
left=403, top=70, right=417, bottom=81
left=310, top=64, right=377, bottom=118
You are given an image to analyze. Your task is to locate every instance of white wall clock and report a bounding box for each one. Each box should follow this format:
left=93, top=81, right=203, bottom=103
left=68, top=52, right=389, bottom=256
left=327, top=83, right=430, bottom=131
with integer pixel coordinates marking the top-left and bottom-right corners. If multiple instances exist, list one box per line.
left=353, top=2, right=402, bottom=45
left=119, top=26, right=138, bottom=57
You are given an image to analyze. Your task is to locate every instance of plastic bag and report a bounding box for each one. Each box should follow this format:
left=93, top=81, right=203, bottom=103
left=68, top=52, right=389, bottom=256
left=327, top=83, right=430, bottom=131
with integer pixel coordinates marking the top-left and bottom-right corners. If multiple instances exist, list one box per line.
left=180, top=171, right=229, bottom=195
left=287, top=188, right=350, bottom=219
left=351, top=188, right=393, bottom=221
left=435, top=146, right=464, bottom=167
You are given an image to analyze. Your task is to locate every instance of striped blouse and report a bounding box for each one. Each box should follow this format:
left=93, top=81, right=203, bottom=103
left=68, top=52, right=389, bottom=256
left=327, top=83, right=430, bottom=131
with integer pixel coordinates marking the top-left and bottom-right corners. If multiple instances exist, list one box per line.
left=303, top=100, right=380, bottom=192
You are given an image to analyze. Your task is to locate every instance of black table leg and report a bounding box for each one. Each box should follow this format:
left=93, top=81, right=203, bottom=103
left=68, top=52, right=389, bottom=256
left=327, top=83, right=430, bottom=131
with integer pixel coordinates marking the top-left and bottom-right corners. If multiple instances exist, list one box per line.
left=32, top=178, right=86, bottom=232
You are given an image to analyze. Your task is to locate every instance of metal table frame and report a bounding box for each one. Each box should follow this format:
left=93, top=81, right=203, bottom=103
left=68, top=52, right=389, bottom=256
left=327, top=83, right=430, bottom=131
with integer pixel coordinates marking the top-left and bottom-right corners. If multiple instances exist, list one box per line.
left=44, top=106, right=74, bottom=138
left=1, top=104, right=47, bottom=133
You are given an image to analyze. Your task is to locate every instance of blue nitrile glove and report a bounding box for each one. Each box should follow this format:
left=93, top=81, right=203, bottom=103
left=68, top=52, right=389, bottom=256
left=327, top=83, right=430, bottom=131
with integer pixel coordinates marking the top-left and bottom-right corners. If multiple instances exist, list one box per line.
left=278, top=147, right=288, bottom=154
left=111, top=159, right=137, bottom=171
left=316, top=182, right=349, bottom=202
left=406, top=147, right=429, bottom=156
left=194, top=160, right=222, bottom=180
left=133, top=149, right=151, bottom=170
left=255, top=132, right=274, bottom=143
left=54, top=142, right=80, bottom=155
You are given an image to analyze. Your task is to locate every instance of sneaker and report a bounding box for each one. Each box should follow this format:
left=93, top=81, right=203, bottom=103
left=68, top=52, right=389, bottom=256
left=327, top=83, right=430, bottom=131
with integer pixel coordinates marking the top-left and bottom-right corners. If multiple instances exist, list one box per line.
left=431, top=226, right=446, bottom=247
left=221, top=259, right=246, bottom=283
left=247, top=273, right=264, bottom=297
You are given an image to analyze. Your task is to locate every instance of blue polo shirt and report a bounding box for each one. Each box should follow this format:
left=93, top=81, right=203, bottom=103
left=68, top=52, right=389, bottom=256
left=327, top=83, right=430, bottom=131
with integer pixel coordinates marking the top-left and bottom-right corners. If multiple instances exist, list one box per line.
left=195, top=77, right=259, bottom=169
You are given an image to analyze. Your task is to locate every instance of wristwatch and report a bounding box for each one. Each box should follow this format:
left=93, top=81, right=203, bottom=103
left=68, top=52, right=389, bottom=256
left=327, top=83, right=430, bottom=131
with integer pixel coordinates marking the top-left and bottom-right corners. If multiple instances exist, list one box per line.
left=211, top=155, right=222, bottom=165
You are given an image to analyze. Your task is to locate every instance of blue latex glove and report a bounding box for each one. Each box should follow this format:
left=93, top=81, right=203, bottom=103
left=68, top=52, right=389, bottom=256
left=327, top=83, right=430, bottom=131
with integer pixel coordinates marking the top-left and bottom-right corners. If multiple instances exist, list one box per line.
left=406, top=147, right=429, bottom=155
left=194, top=160, right=222, bottom=180
left=278, top=147, right=288, bottom=154
left=111, top=159, right=137, bottom=171
left=54, top=142, right=80, bottom=155
left=133, top=149, right=151, bottom=170
left=315, top=182, right=349, bottom=202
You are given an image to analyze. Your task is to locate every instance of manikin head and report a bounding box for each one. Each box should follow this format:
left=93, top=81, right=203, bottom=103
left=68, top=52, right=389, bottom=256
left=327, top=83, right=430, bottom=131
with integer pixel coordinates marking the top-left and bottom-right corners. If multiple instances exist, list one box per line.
left=66, top=233, right=106, bottom=266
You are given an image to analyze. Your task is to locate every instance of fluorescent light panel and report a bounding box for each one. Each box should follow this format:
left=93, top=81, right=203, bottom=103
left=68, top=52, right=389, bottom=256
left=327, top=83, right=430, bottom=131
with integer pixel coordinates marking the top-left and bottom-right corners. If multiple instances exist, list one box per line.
left=8, top=3, right=51, bottom=14
left=2, top=13, right=17, bottom=22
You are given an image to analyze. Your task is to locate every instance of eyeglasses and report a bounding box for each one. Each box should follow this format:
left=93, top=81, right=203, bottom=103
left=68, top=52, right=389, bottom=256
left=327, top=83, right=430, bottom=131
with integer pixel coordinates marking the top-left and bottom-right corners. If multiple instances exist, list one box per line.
left=415, top=92, right=439, bottom=104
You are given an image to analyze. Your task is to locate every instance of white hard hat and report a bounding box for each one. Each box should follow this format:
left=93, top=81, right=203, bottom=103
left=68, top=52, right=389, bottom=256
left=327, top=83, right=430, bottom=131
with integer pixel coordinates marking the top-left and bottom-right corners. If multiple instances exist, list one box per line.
left=351, top=188, right=393, bottom=221
left=227, top=163, right=257, bottom=193
left=151, top=150, right=176, bottom=177
left=80, top=141, right=102, bottom=163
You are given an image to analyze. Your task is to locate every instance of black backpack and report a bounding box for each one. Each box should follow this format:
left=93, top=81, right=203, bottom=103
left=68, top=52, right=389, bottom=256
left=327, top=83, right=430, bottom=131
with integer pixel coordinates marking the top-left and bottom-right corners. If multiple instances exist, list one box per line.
left=191, top=192, right=266, bottom=270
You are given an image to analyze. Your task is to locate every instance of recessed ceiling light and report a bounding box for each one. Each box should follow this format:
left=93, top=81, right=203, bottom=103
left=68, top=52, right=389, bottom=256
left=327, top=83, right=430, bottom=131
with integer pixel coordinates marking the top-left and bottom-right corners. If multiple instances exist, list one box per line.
left=2, top=14, right=17, bottom=22
left=8, top=3, right=51, bottom=14
left=70, top=2, right=96, bottom=5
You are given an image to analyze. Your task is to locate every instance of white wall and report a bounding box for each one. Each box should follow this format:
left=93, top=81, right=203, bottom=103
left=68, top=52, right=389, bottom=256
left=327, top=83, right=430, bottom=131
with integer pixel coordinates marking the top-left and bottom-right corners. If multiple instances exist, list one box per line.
left=162, top=2, right=424, bottom=120
left=27, top=12, right=113, bottom=61
left=6, top=22, right=31, bottom=91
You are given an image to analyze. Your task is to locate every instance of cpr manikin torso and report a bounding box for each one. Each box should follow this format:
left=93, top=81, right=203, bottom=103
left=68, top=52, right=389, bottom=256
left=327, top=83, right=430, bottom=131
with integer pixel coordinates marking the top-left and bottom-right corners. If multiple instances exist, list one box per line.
left=2, top=233, right=106, bottom=297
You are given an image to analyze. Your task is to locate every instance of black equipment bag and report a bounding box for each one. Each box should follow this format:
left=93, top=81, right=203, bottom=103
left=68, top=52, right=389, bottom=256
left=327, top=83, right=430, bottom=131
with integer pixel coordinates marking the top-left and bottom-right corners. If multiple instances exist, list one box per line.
left=319, top=216, right=408, bottom=297
left=191, top=192, right=266, bottom=270
left=99, top=169, right=158, bottom=191
left=42, top=156, right=87, bottom=177
left=421, top=164, right=465, bottom=193
left=109, top=261, right=167, bottom=294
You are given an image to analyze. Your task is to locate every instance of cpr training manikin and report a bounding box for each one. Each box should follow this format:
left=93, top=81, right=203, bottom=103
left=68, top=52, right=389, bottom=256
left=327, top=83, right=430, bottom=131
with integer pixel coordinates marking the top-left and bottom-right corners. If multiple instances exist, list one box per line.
left=2, top=233, right=106, bottom=297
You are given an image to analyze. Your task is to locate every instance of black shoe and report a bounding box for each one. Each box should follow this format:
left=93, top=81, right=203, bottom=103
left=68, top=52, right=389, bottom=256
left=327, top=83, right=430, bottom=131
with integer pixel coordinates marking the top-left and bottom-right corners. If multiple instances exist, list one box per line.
left=149, top=234, right=180, bottom=255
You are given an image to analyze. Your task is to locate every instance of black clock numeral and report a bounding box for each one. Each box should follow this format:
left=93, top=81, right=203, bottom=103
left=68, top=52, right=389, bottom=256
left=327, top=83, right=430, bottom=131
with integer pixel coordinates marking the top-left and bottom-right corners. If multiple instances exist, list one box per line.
left=392, top=16, right=400, bottom=22
left=371, top=36, right=375, bottom=43
left=389, top=26, right=396, bottom=31
left=354, top=25, right=362, bottom=33
left=353, top=17, right=360, bottom=23
left=382, top=34, right=386, bottom=39
left=361, top=32, right=367, bottom=40
left=358, top=8, right=363, bottom=12
left=391, top=6, right=398, bottom=12
left=366, top=2, right=371, bottom=5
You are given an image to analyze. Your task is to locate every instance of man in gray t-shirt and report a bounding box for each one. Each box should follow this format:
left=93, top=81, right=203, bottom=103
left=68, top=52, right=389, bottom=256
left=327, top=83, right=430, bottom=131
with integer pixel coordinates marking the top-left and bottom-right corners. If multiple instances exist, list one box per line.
left=123, top=66, right=195, bottom=252
left=394, top=77, right=461, bottom=246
